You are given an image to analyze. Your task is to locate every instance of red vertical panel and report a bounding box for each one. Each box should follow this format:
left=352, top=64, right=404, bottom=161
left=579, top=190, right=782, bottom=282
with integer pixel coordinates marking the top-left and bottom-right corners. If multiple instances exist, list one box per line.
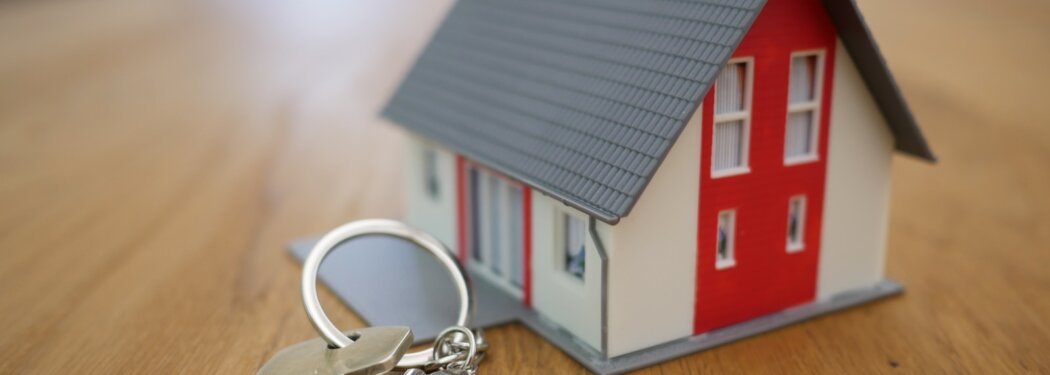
left=694, top=0, right=838, bottom=334
left=522, top=186, right=533, bottom=307
left=455, top=155, right=468, bottom=263
left=695, top=91, right=716, bottom=331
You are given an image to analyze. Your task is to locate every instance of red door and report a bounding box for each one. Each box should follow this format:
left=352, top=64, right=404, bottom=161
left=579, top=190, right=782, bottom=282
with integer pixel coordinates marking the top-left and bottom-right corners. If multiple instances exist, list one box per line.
left=694, top=0, right=838, bottom=334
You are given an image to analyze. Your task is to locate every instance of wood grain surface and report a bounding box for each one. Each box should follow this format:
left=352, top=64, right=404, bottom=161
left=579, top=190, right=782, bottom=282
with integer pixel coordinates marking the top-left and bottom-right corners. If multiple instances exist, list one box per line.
left=1, top=0, right=1048, bottom=373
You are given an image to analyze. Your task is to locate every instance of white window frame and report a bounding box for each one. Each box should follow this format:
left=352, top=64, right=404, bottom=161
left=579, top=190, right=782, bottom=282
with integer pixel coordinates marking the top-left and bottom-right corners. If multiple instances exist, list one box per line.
left=784, top=50, right=826, bottom=165
left=715, top=210, right=737, bottom=270
left=464, top=162, right=526, bottom=299
left=786, top=195, right=807, bottom=253
left=555, top=208, right=588, bottom=285
left=712, top=57, right=754, bottom=178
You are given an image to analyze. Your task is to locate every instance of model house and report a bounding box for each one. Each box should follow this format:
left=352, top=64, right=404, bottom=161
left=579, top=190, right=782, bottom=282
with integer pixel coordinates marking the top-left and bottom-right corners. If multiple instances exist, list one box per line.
left=385, top=0, right=933, bottom=361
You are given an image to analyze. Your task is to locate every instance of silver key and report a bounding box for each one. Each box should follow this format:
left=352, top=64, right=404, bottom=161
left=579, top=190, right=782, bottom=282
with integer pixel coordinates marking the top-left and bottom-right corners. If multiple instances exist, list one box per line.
left=259, top=220, right=484, bottom=374
left=257, top=326, right=413, bottom=375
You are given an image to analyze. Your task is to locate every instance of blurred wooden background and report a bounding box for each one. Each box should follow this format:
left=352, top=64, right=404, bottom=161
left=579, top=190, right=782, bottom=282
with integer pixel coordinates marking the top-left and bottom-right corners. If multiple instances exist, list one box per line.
left=1, top=0, right=1048, bottom=373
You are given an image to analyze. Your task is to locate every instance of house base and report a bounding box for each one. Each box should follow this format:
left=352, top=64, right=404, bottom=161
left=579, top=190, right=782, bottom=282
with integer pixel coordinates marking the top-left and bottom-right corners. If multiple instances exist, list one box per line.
left=288, top=236, right=903, bottom=374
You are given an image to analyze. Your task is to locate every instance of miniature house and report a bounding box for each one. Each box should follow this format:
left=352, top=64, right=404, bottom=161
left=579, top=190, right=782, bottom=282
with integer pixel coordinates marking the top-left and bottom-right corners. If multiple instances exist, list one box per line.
left=385, top=0, right=933, bottom=359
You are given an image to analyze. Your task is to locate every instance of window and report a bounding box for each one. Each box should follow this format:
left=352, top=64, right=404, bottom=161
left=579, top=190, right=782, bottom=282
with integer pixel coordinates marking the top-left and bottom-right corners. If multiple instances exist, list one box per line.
left=423, top=147, right=440, bottom=199
left=785, top=52, right=824, bottom=163
left=716, top=210, right=737, bottom=269
left=787, top=196, right=806, bottom=252
left=562, top=213, right=586, bottom=280
left=464, top=163, right=527, bottom=297
left=487, top=175, right=502, bottom=274
left=713, top=59, right=752, bottom=177
left=508, top=186, right=524, bottom=287
left=468, top=167, right=482, bottom=262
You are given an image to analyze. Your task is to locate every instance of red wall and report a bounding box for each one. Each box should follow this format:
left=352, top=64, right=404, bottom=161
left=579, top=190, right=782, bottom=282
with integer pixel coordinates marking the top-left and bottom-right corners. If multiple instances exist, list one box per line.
left=694, top=0, right=838, bottom=334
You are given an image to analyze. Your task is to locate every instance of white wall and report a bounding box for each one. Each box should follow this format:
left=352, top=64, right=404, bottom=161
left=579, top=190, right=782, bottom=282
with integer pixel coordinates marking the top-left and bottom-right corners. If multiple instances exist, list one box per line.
left=530, top=193, right=604, bottom=351
left=406, top=134, right=605, bottom=351
left=818, top=39, right=895, bottom=300
left=404, top=136, right=458, bottom=249
left=606, top=109, right=701, bottom=357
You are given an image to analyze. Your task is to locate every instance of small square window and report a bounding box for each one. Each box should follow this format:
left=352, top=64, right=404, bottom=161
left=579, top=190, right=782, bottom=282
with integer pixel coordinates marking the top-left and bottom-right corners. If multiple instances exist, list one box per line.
left=562, top=213, right=586, bottom=280
left=716, top=210, right=736, bottom=269
left=787, top=196, right=806, bottom=252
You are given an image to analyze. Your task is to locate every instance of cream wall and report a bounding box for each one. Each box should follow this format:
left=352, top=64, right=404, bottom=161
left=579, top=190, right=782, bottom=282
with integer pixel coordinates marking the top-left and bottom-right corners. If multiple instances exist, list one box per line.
left=530, top=194, right=605, bottom=351
left=407, top=133, right=607, bottom=351
left=818, top=39, right=895, bottom=300
left=606, top=109, right=701, bottom=357
left=404, top=136, right=458, bottom=249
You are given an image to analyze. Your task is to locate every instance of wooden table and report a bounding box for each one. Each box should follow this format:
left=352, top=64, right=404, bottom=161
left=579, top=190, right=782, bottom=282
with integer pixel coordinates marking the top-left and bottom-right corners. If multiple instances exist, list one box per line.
left=2, top=0, right=1048, bottom=373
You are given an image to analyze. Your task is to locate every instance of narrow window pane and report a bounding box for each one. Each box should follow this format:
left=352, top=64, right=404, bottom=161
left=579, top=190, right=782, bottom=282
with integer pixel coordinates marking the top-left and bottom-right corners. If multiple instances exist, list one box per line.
left=788, top=200, right=801, bottom=244
left=716, top=63, right=747, bottom=114
left=717, top=221, right=729, bottom=260
left=787, top=196, right=806, bottom=251
left=716, top=211, right=736, bottom=268
left=785, top=111, right=815, bottom=158
left=789, top=55, right=818, bottom=104
left=488, top=175, right=501, bottom=274
left=564, top=214, right=586, bottom=279
left=469, top=168, right=482, bottom=262
left=423, top=148, right=439, bottom=199
left=714, top=120, right=744, bottom=171
left=509, top=186, right=524, bottom=287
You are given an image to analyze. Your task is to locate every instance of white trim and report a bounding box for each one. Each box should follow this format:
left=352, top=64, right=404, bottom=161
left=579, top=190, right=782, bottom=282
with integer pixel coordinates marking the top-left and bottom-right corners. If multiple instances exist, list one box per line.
left=786, top=195, right=807, bottom=253
left=710, top=166, right=751, bottom=179
left=711, top=57, right=754, bottom=178
left=785, top=154, right=820, bottom=166
left=784, top=50, right=826, bottom=165
left=715, top=209, right=737, bottom=270
left=716, top=259, right=737, bottom=270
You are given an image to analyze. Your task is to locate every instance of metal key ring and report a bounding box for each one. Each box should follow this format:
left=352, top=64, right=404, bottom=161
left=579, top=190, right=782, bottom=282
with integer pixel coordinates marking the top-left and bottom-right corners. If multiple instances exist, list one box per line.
left=301, top=219, right=475, bottom=368
left=433, top=326, right=477, bottom=370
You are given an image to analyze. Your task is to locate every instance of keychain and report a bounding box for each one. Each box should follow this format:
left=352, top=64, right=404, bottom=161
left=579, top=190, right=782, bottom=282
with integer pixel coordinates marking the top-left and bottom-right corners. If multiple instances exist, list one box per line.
left=258, top=219, right=488, bottom=374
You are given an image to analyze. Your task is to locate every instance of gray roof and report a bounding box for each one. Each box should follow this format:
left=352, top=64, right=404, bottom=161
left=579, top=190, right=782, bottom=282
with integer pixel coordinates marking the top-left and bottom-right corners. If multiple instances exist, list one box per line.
left=383, top=0, right=934, bottom=224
